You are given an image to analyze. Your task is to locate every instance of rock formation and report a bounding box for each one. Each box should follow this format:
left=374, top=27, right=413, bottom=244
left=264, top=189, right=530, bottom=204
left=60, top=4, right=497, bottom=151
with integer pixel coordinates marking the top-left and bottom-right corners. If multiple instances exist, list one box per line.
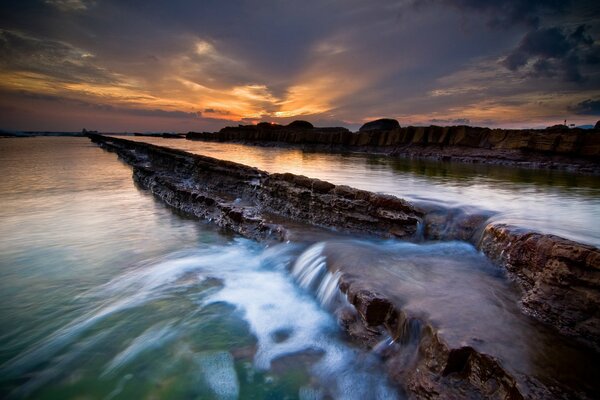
left=359, top=118, right=400, bottom=132
left=287, top=120, right=314, bottom=129
left=88, top=134, right=600, bottom=399
left=187, top=121, right=600, bottom=173
left=88, top=134, right=421, bottom=242
left=479, top=224, right=600, bottom=353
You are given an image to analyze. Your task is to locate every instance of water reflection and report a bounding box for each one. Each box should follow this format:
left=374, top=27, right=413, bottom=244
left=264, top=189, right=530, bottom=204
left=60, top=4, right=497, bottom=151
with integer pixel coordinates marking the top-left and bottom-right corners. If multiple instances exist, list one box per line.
left=122, top=136, right=600, bottom=246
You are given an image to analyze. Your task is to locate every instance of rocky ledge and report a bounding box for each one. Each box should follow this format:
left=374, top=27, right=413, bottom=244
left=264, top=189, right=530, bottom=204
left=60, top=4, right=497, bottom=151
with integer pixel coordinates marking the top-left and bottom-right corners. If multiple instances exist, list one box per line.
left=479, top=224, right=600, bottom=353
left=89, top=134, right=599, bottom=399
left=187, top=119, right=600, bottom=173
left=88, top=134, right=422, bottom=242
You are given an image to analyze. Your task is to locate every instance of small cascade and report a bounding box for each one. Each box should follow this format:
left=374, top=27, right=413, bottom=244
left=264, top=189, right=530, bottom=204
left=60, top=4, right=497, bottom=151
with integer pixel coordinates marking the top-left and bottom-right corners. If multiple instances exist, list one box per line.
left=292, top=243, right=344, bottom=309
left=291, top=243, right=327, bottom=291
left=315, top=270, right=342, bottom=308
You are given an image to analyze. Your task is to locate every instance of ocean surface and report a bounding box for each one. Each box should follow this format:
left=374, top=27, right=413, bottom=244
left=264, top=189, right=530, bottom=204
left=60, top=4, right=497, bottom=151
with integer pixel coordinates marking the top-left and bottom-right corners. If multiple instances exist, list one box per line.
left=1, top=136, right=598, bottom=399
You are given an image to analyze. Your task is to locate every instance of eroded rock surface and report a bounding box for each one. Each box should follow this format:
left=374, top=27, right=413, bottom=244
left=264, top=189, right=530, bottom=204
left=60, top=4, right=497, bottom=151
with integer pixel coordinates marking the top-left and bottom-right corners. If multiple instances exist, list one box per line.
left=319, top=241, right=600, bottom=399
left=479, top=224, right=600, bottom=353
left=89, top=134, right=422, bottom=242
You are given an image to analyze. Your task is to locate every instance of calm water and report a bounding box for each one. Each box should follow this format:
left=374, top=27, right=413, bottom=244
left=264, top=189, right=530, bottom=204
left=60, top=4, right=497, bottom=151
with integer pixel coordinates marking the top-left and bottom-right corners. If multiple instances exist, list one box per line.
left=124, top=136, right=600, bottom=246
left=0, top=138, right=398, bottom=399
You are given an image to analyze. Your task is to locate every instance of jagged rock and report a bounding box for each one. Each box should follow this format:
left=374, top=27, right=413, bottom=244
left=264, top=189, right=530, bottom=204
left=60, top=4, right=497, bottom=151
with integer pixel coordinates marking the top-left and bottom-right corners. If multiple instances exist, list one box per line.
left=479, top=223, right=600, bottom=353
left=325, top=242, right=600, bottom=399
left=359, top=118, right=400, bottom=132
left=287, top=120, right=314, bottom=129
left=88, top=134, right=422, bottom=241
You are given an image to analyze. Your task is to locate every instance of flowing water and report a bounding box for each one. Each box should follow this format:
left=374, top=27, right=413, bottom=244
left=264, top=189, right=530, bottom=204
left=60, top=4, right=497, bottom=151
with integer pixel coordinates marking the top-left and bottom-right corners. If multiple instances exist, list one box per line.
left=0, top=138, right=398, bottom=399
left=122, top=136, right=600, bottom=246
left=1, top=137, right=598, bottom=399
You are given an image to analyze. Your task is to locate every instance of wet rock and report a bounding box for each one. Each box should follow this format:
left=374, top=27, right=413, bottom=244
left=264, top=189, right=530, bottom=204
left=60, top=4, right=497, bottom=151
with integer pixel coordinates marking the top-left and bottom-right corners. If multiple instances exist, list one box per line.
left=89, top=134, right=422, bottom=241
left=422, top=205, right=492, bottom=242
left=479, top=223, right=600, bottom=352
left=336, top=273, right=535, bottom=399
left=359, top=118, right=401, bottom=132
left=326, top=242, right=600, bottom=399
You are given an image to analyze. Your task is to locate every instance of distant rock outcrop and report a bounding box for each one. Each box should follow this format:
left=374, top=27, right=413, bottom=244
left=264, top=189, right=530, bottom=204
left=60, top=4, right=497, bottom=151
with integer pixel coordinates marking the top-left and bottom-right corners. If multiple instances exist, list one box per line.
left=595, top=120, right=600, bottom=130
left=359, top=118, right=400, bottom=132
left=287, top=120, right=314, bottom=129
left=187, top=123, right=600, bottom=173
left=546, top=124, right=569, bottom=130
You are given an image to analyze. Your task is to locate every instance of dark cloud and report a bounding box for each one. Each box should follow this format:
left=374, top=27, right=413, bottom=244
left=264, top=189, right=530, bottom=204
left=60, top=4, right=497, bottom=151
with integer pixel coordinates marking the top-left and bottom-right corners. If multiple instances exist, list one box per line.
left=0, top=0, right=599, bottom=130
left=8, top=90, right=202, bottom=119
left=569, top=99, right=600, bottom=115
left=0, top=29, right=117, bottom=84
left=204, top=108, right=231, bottom=115
left=503, top=24, right=599, bottom=82
left=409, top=0, right=569, bottom=28
left=430, top=118, right=471, bottom=125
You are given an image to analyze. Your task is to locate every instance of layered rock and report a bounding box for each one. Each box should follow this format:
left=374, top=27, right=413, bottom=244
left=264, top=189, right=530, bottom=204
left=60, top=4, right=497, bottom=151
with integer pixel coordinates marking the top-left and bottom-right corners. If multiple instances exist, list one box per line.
left=320, top=241, right=600, bottom=399
left=88, top=134, right=421, bottom=242
left=187, top=122, right=600, bottom=173
left=479, top=224, right=600, bottom=353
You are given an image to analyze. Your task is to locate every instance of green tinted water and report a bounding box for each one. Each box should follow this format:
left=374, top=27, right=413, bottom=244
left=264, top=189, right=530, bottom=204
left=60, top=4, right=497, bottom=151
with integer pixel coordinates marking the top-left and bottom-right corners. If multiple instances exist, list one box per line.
left=0, top=138, right=398, bottom=399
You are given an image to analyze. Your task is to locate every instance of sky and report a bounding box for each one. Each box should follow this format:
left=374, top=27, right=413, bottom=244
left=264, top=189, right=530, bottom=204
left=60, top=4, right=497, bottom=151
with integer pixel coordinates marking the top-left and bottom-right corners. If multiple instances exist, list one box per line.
left=0, top=0, right=599, bottom=132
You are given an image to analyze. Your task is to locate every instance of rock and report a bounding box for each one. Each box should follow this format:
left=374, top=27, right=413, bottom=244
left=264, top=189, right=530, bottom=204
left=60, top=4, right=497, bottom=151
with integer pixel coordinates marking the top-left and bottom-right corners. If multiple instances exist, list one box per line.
left=88, top=134, right=422, bottom=241
left=546, top=124, right=569, bottom=130
left=287, top=120, right=314, bottom=129
left=359, top=118, right=400, bottom=132
left=595, top=120, right=600, bottom=130
left=326, top=242, right=600, bottom=399
left=256, top=121, right=282, bottom=129
left=187, top=124, right=600, bottom=173
left=479, top=223, right=600, bottom=352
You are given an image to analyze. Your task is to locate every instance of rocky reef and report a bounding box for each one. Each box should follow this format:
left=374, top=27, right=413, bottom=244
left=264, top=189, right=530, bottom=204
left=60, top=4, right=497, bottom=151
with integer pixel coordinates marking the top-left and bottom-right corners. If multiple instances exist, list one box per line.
left=88, top=134, right=421, bottom=242
left=89, top=134, right=599, bottom=399
left=187, top=119, right=600, bottom=173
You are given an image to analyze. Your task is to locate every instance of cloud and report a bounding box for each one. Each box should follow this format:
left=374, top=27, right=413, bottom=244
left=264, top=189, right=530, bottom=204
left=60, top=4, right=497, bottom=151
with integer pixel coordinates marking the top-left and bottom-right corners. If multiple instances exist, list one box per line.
left=502, top=24, right=599, bottom=82
left=0, top=29, right=117, bottom=85
left=405, top=0, right=569, bottom=28
left=44, top=0, right=93, bottom=12
left=569, top=99, right=600, bottom=115
left=7, top=90, right=203, bottom=119
left=0, top=0, right=599, bottom=131
left=430, top=118, right=471, bottom=125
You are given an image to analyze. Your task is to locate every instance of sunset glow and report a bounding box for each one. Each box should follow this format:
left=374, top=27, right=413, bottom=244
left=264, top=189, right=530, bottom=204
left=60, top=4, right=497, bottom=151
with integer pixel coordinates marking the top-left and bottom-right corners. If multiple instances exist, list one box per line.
left=1, top=1, right=599, bottom=132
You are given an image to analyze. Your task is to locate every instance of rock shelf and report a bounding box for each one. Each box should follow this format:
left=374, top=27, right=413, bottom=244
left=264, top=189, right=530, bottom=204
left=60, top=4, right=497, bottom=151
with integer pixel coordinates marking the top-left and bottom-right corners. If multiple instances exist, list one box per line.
left=89, top=134, right=600, bottom=399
